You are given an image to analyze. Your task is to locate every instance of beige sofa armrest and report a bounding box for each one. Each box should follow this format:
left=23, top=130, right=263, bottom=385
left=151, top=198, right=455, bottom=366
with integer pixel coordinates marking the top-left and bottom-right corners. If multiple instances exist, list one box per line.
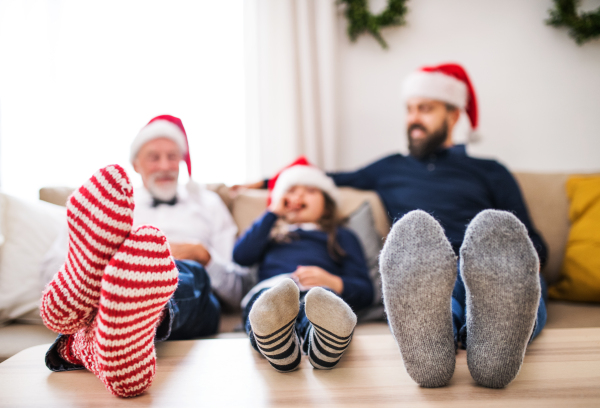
left=39, top=187, right=75, bottom=207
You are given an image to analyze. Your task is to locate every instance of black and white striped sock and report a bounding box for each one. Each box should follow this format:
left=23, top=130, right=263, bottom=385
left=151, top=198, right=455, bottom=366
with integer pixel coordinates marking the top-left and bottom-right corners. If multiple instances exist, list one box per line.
left=305, top=287, right=357, bottom=370
left=307, top=322, right=353, bottom=369
left=249, top=279, right=302, bottom=373
left=253, top=316, right=302, bottom=372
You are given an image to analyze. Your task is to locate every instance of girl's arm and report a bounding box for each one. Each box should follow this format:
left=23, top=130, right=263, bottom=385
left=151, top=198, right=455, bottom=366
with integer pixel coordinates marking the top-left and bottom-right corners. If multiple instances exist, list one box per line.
left=232, top=211, right=279, bottom=266
left=336, top=229, right=375, bottom=312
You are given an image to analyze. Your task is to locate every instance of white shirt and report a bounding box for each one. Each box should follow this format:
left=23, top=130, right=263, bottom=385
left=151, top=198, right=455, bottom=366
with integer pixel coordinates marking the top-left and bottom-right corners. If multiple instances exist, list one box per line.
left=40, top=182, right=254, bottom=309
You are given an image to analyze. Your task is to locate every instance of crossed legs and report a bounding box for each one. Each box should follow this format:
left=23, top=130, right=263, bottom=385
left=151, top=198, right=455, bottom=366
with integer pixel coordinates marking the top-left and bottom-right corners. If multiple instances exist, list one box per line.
left=41, top=165, right=179, bottom=397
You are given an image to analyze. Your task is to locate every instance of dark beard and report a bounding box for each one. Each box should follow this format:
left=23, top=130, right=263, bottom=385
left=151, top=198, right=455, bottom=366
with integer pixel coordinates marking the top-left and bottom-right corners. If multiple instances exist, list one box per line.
left=407, top=122, right=448, bottom=160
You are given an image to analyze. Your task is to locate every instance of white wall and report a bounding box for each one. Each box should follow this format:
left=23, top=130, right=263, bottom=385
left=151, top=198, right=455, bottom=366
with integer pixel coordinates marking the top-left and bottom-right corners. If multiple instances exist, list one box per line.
left=0, top=1, right=246, bottom=200
left=335, top=0, right=600, bottom=173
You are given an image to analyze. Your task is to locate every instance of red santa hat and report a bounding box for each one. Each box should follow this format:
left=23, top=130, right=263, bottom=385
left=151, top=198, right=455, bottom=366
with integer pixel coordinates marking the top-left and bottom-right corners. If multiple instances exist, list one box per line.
left=269, top=156, right=339, bottom=207
left=130, top=115, right=192, bottom=176
left=402, top=63, right=479, bottom=134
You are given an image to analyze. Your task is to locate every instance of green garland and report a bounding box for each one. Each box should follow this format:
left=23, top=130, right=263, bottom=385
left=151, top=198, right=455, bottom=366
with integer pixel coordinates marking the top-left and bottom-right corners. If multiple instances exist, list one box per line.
left=339, top=0, right=409, bottom=49
left=546, top=0, right=600, bottom=45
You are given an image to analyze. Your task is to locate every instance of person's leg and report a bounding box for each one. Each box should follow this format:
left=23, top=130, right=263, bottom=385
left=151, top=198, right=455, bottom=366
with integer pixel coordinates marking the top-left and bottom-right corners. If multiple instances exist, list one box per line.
left=157, top=260, right=221, bottom=341
left=41, top=164, right=134, bottom=334
left=460, top=210, right=541, bottom=389
left=64, top=225, right=179, bottom=397
left=379, top=210, right=457, bottom=388
left=451, top=266, right=468, bottom=347
left=248, top=279, right=301, bottom=372
left=46, top=260, right=222, bottom=373
left=303, top=287, right=356, bottom=370
left=530, top=274, right=548, bottom=341
left=243, top=288, right=270, bottom=352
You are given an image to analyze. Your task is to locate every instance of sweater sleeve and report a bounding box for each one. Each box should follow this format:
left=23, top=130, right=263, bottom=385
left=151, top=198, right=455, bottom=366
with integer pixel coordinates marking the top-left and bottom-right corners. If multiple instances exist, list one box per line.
left=336, top=229, right=374, bottom=312
left=327, top=165, right=378, bottom=191
left=326, top=156, right=395, bottom=191
left=487, top=163, right=548, bottom=267
left=233, top=211, right=279, bottom=266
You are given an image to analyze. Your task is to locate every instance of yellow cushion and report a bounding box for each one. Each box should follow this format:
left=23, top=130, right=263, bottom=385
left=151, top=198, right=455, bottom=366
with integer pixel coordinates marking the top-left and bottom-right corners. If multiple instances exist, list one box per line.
left=548, top=175, right=600, bottom=302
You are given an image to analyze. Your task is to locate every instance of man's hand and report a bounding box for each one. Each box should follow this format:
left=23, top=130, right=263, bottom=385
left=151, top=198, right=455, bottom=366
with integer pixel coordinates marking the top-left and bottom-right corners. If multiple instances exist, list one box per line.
left=169, top=242, right=211, bottom=266
left=291, top=266, right=343, bottom=294
left=230, top=180, right=265, bottom=192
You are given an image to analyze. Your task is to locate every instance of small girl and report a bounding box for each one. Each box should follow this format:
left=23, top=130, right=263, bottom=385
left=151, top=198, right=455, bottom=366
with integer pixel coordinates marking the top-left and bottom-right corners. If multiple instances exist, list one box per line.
left=233, top=164, right=373, bottom=372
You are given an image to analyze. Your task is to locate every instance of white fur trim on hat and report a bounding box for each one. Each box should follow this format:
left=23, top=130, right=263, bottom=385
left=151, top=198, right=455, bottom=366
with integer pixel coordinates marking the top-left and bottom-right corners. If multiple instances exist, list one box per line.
left=271, top=166, right=339, bottom=207
left=130, top=120, right=188, bottom=163
left=402, top=71, right=468, bottom=109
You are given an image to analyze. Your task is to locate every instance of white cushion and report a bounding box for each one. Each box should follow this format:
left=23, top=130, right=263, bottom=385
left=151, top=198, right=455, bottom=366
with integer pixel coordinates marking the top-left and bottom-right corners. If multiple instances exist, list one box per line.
left=0, top=193, right=66, bottom=325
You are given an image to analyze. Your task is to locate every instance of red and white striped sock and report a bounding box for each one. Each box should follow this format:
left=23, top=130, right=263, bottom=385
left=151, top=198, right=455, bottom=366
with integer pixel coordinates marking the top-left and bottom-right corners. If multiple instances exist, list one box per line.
left=63, top=225, right=179, bottom=397
left=41, top=164, right=135, bottom=334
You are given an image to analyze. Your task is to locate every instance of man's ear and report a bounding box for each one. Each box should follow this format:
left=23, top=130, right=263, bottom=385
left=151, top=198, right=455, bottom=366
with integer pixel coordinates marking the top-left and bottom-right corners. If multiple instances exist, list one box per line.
left=447, top=108, right=461, bottom=129
left=132, top=158, right=141, bottom=174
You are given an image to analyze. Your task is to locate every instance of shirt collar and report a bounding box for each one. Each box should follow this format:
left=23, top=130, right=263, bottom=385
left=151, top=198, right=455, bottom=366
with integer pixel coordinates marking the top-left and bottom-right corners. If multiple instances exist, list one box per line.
left=136, top=184, right=188, bottom=207
left=287, top=222, right=321, bottom=232
left=409, top=144, right=468, bottom=162
left=448, top=144, right=467, bottom=155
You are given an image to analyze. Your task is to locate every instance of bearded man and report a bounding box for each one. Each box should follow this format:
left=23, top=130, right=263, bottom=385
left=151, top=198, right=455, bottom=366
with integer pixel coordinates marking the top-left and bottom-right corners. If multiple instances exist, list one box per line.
left=328, top=64, right=546, bottom=260
left=330, top=63, right=549, bottom=389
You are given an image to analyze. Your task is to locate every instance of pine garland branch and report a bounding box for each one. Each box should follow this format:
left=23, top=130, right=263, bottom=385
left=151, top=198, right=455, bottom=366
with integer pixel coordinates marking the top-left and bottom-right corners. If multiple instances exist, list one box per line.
left=339, top=0, right=409, bottom=49
left=546, top=0, right=600, bottom=45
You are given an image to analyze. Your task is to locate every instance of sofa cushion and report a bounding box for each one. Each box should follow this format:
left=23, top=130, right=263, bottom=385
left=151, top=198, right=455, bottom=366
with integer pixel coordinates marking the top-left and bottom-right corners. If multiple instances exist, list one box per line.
left=346, top=201, right=384, bottom=306
left=548, top=175, right=600, bottom=303
left=513, top=173, right=570, bottom=284
left=0, top=194, right=66, bottom=324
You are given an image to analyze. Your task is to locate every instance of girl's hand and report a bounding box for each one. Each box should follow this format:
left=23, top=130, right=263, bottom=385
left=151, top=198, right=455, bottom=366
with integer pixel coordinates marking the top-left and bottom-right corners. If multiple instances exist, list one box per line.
left=291, top=266, right=344, bottom=294
left=269, top=196, right=287, bottom=217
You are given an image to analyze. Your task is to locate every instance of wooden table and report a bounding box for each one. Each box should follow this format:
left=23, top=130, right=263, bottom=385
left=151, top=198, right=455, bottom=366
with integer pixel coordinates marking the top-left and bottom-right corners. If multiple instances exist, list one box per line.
left=1, top=328, right=599, bottom=407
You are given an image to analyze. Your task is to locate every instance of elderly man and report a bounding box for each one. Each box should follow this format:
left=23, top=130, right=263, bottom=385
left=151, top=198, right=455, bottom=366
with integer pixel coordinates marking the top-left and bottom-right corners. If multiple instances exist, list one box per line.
left=42, top=115, right=252, bottom=310
left=39, top=115, right=252, bottom=397
left=129, top=115, right=253, bottom=309
left=246, top=64, right=547, bottom=389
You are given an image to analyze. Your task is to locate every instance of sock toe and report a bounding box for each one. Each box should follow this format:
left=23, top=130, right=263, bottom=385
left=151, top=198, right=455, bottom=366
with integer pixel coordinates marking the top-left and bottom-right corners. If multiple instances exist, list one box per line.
left=305, top=287, right=356, bottom=337
left=460, top=210, right=541, bottom=388
left=249, top=279, right=300, bottom=337
left=380, top=210, right=457, bottom=388
left=248, top=279, right=301, bottom=373
left=41, top=164, right=135, bottom=334
left=305, top=287, right=356, bottom=370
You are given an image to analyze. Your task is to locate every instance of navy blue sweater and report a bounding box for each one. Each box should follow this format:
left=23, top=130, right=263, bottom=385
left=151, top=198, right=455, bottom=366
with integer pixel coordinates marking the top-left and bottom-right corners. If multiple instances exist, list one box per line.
left=233, top=212, right=374, bottom=312
left=328, top=146, right=548, bottom=266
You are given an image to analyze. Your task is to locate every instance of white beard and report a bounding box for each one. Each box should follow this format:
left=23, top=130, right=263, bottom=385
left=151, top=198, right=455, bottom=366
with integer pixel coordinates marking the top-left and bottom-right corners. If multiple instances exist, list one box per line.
left=147, top=171, right=179, bottom=201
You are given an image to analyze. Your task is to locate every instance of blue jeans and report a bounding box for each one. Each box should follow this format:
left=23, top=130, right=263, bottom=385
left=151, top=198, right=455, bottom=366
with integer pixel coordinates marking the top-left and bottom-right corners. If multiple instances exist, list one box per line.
left=243, top=288, right=313, bottom=355
left=45, top=260, right=221, bottom=372
left=452, top=263, right=548, bottom=349
left=156, top=260, right=221, bottom=341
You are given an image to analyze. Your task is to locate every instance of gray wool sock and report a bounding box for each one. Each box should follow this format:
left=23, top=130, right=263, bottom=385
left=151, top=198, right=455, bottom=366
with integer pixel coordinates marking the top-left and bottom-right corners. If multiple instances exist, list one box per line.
left=380, top=210, right=457, bottom=388
left=249, top=278, right=302, bottom=372
left=460, top=209, right=541, bottom=389
left=305, top=287, right=357, bottom=370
